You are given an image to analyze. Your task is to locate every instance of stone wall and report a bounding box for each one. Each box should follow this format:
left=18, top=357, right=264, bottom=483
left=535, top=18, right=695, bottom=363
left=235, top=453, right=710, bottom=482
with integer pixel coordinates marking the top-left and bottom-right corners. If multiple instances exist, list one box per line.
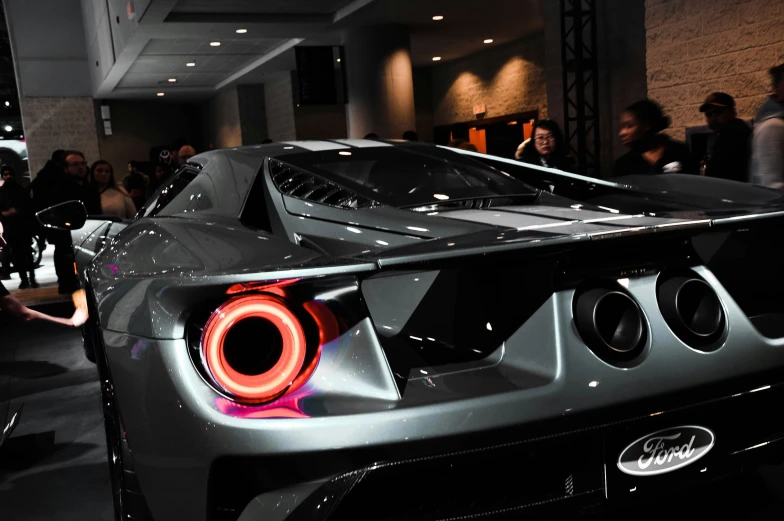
left=431, top=34, right=548, bottom=127
left=265, top=74, right=297, bottom=141
left=20, top=97, right=100, bottom=176
left=646, top=0, right=784, bottom=140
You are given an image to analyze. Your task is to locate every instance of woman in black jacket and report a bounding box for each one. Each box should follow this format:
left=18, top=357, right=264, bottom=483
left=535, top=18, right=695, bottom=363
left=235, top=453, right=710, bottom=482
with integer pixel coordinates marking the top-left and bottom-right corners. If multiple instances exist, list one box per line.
left=613, top=99, right=699, bottom=177
left=519, top=119, right=575, bottom=172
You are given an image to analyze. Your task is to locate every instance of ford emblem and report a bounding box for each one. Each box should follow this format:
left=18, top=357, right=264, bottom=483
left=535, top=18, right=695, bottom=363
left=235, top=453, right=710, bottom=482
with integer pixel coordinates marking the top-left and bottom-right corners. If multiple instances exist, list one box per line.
left=617, top=425, right=715, bottom=476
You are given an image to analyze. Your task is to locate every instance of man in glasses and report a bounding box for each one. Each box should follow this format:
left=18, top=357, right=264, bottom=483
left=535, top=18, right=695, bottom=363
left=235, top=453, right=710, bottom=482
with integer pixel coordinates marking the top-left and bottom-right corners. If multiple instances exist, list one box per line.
left=49, top=150, right=101, bottom=294
left=699, top=92, right=752, bottom=182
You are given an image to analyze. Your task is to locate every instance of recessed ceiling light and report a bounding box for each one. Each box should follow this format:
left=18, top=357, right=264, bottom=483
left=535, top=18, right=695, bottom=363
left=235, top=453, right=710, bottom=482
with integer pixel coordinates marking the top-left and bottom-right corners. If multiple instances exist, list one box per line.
left=432, top=15, right=444, bottom=20
left=210, top=41, right=221, bottom=47
left=484, top=39, right=494, bottom=44
left=186, top=62, right=196, bottom=67
left=337, top=58, right=341, bottom=62
left=339, top=151, right=352, bottom=156
left=168, top=78, right=177, bottom=82
left=236, top=29, right=247, bottom=34
left=4, top=101, right=9, bottom=107
left=157, top=92, right=165, bottom=97
left=432, top=56, right=442, bottom=61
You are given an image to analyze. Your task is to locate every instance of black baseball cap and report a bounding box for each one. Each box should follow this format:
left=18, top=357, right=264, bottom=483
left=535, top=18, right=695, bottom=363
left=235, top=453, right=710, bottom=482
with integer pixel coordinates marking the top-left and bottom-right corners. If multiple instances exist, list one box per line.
left=699, top=92, right=735, bottom=112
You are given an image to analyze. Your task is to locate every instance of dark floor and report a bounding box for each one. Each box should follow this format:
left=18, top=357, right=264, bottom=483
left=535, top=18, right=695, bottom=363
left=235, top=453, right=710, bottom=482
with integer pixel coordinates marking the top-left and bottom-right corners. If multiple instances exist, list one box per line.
left=2, top=304, right=784, bottom=521
left=0, top=303, right=113, bottom=521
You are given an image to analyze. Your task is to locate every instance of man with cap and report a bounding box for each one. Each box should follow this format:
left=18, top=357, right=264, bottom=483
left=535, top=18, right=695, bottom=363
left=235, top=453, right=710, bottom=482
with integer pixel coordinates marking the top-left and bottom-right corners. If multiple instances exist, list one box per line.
left=750, top=63, right=784, bottom=190
left=699, top=92, right=752, bottom=183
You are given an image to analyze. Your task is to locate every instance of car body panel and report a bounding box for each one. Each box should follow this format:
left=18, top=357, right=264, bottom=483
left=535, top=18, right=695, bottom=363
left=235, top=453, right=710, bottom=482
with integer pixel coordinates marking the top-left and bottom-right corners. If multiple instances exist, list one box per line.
left=63, top=140, right=784, bottom=520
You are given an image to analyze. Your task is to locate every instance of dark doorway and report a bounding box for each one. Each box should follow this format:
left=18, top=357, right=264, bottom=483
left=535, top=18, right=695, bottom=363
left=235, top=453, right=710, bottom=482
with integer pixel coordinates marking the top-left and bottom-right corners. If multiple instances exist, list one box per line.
left=434, top=111, right=539, bottom=160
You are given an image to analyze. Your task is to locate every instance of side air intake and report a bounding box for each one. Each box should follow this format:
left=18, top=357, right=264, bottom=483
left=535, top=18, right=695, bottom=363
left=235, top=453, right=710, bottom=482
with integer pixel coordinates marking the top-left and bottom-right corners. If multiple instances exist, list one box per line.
left=269, top=159, right=380, bottom=209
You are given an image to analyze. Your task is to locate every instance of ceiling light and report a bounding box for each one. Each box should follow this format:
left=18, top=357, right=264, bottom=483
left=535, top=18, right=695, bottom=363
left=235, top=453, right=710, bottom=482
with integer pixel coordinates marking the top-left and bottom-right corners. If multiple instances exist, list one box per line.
left=434, top=194, right=449, bottom=200
left=157, top=92, right=165, bottom=97
left=4, top=101, right=9, bottom=107
left=210, top=41, right=221, bottom=47
left=339, top=151, right=352, bottom=156
left=3, top=125, right=11, bottom=131
left=484, top=39, right=494, bottom=44
left=432, top=15, right=444, bottom=20
left=168, top=78, right=177, bottom=82
left=186, top=62, right=196, bottom=67
left=432, top=56, right=441, bottom=61
left=337, top=58, right=341, bottom=62
left=235, top=28, right=247, bottom=34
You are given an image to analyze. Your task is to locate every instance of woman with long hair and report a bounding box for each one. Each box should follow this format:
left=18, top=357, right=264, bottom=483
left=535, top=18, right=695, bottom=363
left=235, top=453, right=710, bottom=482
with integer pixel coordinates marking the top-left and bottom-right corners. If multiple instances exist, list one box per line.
left=613, top=99, right=698, bottom=177
left=88, top=160, right=137, bottom=219
left=518, top=119, right=574, bottom=171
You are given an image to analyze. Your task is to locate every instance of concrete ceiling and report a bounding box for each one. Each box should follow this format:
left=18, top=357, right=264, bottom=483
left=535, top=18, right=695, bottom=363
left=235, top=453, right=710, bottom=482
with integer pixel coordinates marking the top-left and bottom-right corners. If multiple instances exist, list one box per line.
left=86, top=0, right=543, bottom=101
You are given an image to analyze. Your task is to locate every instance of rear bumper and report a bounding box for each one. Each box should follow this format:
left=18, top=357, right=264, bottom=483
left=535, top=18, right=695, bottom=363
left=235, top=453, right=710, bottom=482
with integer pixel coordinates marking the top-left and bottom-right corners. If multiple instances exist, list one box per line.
left=225, top=375, right=784, bottom=521
left=102, top=270, right=784, bottom=521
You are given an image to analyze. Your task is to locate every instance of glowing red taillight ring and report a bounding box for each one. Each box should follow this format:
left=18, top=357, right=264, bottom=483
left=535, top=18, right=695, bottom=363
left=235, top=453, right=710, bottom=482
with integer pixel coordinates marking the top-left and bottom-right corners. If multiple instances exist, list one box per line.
left=202, top=295, right=306, bottom=402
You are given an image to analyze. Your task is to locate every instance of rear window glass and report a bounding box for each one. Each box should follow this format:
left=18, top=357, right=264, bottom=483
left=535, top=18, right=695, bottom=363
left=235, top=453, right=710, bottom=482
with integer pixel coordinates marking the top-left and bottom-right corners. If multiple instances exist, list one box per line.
left=277, top=146, right=537, bottom=208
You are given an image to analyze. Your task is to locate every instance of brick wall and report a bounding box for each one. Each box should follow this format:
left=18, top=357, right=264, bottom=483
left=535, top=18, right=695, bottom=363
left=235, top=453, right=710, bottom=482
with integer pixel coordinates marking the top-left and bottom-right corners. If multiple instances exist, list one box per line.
left=646, top=0, right=784, bottom=140
left=265, top=74, right=297, bottom=141
left=431, top=34, right=547, bottom=127
left=20, top=97, right=100, bottom=176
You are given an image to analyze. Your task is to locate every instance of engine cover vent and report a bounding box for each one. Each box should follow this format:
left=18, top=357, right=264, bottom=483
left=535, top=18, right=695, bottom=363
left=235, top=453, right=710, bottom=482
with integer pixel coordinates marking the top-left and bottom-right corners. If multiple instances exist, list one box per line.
left=269, top=159, right=381, bottom=210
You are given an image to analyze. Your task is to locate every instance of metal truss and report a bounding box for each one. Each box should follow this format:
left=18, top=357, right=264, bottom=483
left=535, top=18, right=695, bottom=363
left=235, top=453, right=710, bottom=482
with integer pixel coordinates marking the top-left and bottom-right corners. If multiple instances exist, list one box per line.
left=560, top=0, right=601, bottom=176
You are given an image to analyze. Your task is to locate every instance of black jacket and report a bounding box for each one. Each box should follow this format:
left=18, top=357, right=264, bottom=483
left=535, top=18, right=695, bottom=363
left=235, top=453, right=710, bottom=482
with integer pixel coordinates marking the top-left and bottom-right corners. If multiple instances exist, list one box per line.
left=0, top=180, right=35, bottom=237
left=613, top=136, right=699, bottom=177
left=705, top=118, right=752, bottom=183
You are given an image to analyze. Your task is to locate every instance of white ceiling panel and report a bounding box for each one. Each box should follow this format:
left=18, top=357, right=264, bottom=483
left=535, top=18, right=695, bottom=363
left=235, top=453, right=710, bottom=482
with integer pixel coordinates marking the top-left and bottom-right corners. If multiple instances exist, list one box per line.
left=97, top=0, right=544, bottom=100
left=170, top=0, right=356, bottom=15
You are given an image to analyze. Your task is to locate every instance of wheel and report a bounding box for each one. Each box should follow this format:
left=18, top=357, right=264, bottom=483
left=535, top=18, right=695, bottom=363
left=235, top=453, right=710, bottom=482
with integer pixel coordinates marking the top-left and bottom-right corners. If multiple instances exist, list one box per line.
left=31, top=236, right=42, bottom=269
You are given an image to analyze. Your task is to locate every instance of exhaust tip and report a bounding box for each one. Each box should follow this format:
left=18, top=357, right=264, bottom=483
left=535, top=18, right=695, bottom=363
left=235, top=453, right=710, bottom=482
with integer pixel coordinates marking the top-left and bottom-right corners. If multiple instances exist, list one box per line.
left=574, top=287, right=646, bottom=363
left=658, top=273, right=725, bottom=350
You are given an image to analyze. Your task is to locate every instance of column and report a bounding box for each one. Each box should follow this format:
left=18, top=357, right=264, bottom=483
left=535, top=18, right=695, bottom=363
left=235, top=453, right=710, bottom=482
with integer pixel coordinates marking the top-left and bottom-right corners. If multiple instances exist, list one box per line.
left=343, top=25, right=416, bottom=139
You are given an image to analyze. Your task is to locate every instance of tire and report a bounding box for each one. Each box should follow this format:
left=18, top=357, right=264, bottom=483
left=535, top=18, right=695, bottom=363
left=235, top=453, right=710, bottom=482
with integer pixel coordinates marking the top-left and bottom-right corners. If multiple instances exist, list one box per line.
left=31, top=236, right=42, bottom=269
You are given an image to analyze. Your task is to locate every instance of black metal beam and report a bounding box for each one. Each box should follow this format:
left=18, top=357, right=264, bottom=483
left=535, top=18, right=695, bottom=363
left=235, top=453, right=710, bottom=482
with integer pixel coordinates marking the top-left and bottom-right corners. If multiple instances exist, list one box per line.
left=560, top=0, right=601, bottom=176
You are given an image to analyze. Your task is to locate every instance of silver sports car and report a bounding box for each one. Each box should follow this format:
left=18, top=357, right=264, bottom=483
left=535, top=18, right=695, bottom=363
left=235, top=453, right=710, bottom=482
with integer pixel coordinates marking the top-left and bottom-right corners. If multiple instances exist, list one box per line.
left=37, top=140, right=784, bottom=521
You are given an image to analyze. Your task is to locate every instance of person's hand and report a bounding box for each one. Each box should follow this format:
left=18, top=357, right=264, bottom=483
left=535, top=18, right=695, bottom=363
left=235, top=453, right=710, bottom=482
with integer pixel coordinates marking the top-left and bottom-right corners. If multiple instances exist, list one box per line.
left=70, top=306, right=88, bottom=327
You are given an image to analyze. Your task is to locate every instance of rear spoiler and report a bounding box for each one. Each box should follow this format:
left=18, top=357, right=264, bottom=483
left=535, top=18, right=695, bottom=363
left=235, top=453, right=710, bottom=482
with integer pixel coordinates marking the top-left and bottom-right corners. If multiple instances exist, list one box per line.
left=355, top=209, right=784, bottom=269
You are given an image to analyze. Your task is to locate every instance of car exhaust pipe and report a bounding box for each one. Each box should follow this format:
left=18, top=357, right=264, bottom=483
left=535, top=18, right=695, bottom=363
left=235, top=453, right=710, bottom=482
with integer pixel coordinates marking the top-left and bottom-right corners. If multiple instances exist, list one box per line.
left=574, top=288, right=646, bottom=362
left=657, top=274, right=725, bottom=350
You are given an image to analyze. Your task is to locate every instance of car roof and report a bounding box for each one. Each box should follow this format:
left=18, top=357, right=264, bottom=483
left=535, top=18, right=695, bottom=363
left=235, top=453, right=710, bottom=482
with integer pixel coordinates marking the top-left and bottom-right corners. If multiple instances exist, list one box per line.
left=188, top=139, right=421, bottom=166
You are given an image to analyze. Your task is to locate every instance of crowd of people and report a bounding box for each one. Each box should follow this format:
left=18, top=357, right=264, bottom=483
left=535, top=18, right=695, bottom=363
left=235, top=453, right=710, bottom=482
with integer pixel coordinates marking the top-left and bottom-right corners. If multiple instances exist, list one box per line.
left=510, top=63, right=784, bottom=187
left=1, top=63, right=782, bottom=295
left=0, top=143, right=196, bottom=294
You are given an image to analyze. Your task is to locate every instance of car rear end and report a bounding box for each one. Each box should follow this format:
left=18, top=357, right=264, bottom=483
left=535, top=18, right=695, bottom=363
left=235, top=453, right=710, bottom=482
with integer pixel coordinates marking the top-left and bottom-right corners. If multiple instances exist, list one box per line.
left=93, top=206, right=784, bottom=521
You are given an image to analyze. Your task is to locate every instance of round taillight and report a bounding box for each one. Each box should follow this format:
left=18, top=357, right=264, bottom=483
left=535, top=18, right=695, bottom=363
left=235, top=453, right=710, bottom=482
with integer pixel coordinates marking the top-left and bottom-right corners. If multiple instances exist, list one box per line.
left=202, top=295, right=307, bottom=403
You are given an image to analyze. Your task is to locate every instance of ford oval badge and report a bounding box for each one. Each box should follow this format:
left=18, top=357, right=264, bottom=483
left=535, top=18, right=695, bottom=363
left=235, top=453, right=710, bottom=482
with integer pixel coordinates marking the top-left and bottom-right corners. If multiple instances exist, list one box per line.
left=617, top=425, right=715, bottom=476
